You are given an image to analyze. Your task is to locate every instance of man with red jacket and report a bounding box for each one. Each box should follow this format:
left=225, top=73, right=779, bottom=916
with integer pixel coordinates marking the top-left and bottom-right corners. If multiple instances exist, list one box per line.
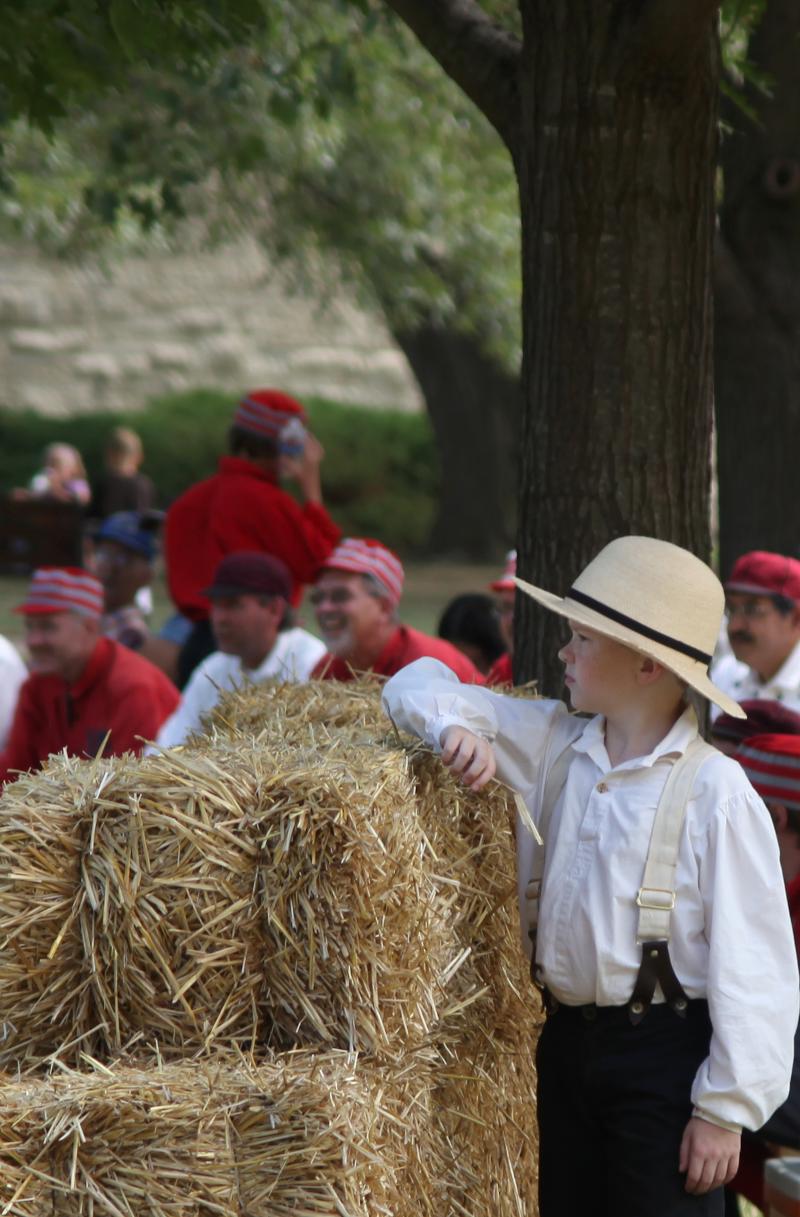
left=0, top=567, right=179, bottom=785
left=164, top=388, right=340, bottom=684
left=311, top=538, right=484, bottom=683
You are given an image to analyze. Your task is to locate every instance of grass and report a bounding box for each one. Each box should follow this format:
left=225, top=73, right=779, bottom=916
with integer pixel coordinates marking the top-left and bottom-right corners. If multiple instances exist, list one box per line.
left=0, top=562, right=499, bottom=652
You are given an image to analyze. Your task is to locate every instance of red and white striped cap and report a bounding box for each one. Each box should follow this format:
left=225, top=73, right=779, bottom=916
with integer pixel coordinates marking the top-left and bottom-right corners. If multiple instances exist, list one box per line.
left=15, top=567, right=104, bottom=620
left=232, top=389, right=307, bottom=440
left=490, top=550, right=517, bottom=592
left=736, top=733, right=800, bottom=812
left=318, top=538, right=405, bottom=607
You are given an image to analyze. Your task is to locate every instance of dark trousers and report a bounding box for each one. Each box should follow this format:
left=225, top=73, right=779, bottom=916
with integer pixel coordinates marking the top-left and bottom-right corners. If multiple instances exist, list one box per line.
left=537, top=999, right=724, bottom=1217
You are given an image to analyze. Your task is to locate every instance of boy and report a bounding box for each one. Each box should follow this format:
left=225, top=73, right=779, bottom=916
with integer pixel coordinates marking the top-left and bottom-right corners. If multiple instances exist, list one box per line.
left=382, top=536, right=798, bottom=1216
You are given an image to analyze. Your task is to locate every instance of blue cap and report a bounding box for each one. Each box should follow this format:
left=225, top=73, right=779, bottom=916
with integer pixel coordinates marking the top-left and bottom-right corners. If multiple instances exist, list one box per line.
left=95, top=512, right=158, bottom=561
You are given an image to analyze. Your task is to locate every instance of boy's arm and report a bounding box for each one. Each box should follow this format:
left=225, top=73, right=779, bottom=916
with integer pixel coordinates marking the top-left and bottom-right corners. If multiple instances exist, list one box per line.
left=691, top=782, right=800, bottom=1131
left=382, top=657, right=569, bottom=792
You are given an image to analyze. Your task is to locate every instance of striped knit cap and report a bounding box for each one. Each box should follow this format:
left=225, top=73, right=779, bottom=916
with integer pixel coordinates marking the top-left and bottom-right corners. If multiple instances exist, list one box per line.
left=232, top=389, right=307, bottom=440
left=736, top=733, right=800, bottom=812
left=15, top=567, right=104, bottom=620
left=318, top=538, right=405, bottom=607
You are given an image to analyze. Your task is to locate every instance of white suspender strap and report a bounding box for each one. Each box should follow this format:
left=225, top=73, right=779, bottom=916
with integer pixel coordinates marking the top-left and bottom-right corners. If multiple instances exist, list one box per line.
left=635, top=736, right=717, bottom=943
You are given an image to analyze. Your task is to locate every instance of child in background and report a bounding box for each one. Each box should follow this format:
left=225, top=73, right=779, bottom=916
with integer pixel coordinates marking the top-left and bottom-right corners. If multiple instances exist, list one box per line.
left=383, top=535, right=798, bottom=1217
left=29, top=443, right=90, bottom=505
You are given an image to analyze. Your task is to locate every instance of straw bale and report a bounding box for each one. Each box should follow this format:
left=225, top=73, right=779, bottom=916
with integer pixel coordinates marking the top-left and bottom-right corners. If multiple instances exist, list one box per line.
left=0, top=678, right=541, bottom=1070
left=433, top=1032, right=539, bottom=1217
left=0, top=1051, right=440, bottom=1217
left=202, top=677, right=389, bottom=750
left=202, top=678, right=542, bottom=1039
left=0, top=734, right=447, bottom=1064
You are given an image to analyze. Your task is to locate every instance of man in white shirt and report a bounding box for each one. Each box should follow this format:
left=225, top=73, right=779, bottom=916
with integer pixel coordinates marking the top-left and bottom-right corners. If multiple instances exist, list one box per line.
left=155, top=552, right=325, bottom=748
left=711, top=550, right=800, bottom=718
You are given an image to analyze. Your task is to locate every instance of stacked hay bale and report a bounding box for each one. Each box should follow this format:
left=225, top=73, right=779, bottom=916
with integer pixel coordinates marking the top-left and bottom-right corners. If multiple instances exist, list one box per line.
left=0, top=679, right=541, bottom=1215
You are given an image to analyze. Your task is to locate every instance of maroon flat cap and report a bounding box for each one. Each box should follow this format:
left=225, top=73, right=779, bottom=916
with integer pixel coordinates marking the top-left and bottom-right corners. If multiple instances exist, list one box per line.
left=204, top=552, right=292, bottom=600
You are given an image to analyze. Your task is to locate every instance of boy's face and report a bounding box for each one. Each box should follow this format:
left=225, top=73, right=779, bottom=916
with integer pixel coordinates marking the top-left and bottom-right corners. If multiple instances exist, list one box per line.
left=557, top=620, right=643, bottom=715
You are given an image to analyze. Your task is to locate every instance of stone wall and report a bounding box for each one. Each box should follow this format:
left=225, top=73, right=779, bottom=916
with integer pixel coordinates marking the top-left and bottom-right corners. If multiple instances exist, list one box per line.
left=0, top=237, right=422, bottom=417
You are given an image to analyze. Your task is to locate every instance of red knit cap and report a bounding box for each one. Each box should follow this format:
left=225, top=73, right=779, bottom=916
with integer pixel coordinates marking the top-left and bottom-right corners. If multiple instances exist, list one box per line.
left=490, top=550, right=517, bottom=592
left=232, top=389, right=307, bottom=440
left=736, top=733, right=800, bottom=812
left=318, top=538, right=404, bottom=607
left=725, top=551, right=800, bottom=602
left=15, top=567, right=104, bottom=620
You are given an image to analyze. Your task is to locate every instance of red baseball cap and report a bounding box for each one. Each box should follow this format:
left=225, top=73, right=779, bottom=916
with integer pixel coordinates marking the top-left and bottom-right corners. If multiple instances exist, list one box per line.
left=490, top=550, right=517, bottom=593
left=725, top=551, right=800, bottom=602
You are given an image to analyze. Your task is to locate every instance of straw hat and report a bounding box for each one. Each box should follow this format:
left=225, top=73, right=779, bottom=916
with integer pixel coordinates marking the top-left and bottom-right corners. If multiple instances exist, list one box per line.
left=515, top=536, right=745, bottom=718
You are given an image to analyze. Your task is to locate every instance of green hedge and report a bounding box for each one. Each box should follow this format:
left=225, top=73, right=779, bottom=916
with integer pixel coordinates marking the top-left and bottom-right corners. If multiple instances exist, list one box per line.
left=0, top=390, right=440, bottom=553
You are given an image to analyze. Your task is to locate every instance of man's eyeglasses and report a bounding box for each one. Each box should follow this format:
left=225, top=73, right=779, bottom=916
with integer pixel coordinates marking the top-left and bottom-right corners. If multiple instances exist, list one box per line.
left=725, top=601, right=774, bottom=621
left=309, top=588, right=355, bottom=607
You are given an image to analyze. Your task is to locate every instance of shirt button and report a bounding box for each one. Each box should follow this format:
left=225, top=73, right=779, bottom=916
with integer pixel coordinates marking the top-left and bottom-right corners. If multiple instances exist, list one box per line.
left=596, top=781, right=609, bottom=793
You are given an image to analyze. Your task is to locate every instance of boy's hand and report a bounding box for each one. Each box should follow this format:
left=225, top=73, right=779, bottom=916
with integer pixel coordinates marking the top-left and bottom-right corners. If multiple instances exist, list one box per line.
left=439, top=726, right=496, bottom=790
left=679, top=1116, right=740, bottom=1194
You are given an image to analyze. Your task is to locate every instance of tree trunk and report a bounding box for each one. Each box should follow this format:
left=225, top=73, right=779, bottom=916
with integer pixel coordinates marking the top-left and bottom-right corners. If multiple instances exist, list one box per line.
left=394, top=322, right=519, bottom=558
left=715, top=0, right=800, bottom=577
left=513, top=1, right=719, bottom=693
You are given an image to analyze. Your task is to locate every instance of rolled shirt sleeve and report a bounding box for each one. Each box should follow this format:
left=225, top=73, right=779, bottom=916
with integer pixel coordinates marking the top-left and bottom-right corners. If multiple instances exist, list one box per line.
left=691, top=786, right=800, bottom=1130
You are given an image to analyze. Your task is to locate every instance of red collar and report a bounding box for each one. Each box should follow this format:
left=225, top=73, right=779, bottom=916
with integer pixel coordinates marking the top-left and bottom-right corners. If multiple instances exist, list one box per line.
left=218, top=455, right=277, bottom=485
left=369, top=626, right=407, bottom=673
left=68, top=637, right=114, bottom=699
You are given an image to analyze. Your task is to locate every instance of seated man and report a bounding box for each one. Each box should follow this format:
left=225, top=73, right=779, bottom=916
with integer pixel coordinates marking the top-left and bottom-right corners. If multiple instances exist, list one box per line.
left=0, top=567, right=179, bottom=784
left=711, top=550, right=800, bottom=717
left=156, top=552, right=326, bottom=748
left=310, top=538, right=483, bottom=683
left=93, top=510, right=160, bottom=652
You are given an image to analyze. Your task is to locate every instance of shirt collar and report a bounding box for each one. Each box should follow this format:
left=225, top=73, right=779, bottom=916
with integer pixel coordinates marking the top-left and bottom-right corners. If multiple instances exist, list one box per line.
left=570, top=703, right=699, bottom=773
left=757, top=638, right=800, bottom=695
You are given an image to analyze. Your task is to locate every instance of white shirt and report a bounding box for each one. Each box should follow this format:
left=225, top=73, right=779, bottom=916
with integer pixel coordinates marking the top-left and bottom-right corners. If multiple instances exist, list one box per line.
left=382, top=657, right=799, bottom=1130
left=156, top=628, right=326, bottom=748
left=710, top=639, right=800, bottom=719
left=0, top=636, right=27, bottom=750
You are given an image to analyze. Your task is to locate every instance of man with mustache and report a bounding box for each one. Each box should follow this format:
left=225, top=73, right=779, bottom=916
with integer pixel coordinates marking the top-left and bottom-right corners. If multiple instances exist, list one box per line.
left=711, top=551, right=800, bottom=718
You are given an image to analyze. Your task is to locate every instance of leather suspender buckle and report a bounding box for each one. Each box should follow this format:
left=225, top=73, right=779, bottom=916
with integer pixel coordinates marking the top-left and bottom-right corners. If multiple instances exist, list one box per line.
left=636, top=886, right=676, bottom=911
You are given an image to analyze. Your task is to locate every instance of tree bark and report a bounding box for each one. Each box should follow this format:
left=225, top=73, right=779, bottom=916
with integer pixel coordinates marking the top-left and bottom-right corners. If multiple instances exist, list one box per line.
left=387, top=0, right=720, bottom=695
left=394, top=322, right=519, bottom=558
left=715, top=0, right=800, bottom=576
left=513, top=0, right=719, bottom=693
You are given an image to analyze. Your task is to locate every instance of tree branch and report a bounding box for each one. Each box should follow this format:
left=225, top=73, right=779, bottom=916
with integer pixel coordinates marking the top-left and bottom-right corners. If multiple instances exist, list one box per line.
left=382, top=0, right=521, bottom=157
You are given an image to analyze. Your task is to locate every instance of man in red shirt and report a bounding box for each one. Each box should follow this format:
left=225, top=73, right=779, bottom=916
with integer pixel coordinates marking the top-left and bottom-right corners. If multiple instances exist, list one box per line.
left=310, top=538, right=483, bottom=683
left=0, top=567, right=179, bottom=785
left=164, top=388, right=340, bottom=685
